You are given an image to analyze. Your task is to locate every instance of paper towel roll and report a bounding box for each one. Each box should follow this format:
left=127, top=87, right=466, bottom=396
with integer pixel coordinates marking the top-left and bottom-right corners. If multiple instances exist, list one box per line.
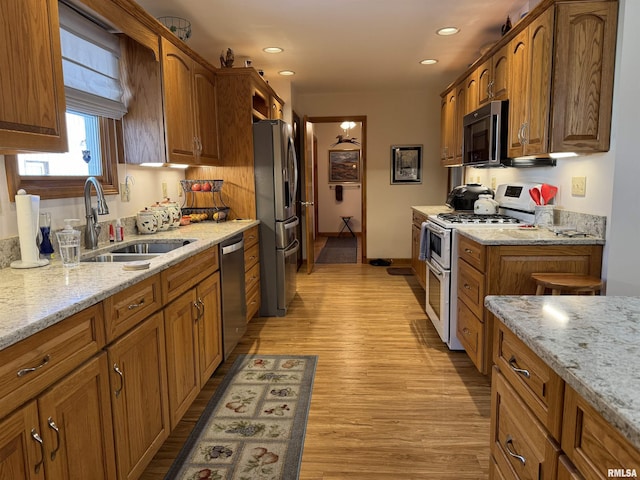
left=11, top=192, right=49, bottom=268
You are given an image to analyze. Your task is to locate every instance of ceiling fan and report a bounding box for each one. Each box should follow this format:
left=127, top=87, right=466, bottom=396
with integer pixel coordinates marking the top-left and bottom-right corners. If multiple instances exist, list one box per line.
left=330, top=135, right=361, bottom=147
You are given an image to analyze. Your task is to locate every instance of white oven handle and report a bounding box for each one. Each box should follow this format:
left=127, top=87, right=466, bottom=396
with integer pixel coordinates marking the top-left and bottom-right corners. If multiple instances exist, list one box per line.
left=426, top=259, right=445, bottom=277
left=425, top=221, right=447, bottom=237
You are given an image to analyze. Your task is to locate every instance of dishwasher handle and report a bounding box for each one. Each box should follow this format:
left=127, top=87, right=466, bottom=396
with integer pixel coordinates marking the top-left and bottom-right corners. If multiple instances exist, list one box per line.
left=221, top=239, right=244, bottom=255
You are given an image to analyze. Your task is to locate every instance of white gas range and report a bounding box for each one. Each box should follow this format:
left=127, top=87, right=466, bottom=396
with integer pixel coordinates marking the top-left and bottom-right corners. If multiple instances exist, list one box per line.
left=423, top=183, right=542, bottom=350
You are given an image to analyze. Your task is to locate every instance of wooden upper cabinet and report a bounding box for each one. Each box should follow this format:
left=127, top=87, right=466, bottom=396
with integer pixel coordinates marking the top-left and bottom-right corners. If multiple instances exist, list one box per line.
left=161, top=37, right=219, bottom=166
left=270, top=96, right=284, bottom=120
left=491, top=44, right=509, bottom=101
left=551, top=1, right=618, bottom=153
left=507, top=8, right=553, bottom=158
left=0, top=0, right=67, bottom=153
left=440, top=89, right=458, bottom=166
left=477, top=59, right=492, bottom=107
left=454, top=82, right=467, bottom=164
left=465, top=71, right=479, bottom=114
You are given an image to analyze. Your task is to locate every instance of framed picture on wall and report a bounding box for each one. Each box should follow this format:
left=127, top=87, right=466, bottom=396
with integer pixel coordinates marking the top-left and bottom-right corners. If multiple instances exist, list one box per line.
left=329, top=149, right=360, bottom=183
left=391, top=145, right=422, bottom=184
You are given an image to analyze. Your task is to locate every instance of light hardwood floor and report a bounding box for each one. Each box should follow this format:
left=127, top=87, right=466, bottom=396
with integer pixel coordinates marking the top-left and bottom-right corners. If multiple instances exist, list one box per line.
left=141, top=263, right=491, bottom=479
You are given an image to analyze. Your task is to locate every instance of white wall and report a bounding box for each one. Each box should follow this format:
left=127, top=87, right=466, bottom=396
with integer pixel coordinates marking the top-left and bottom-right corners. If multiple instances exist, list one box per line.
left=293, top=89, right=448, bottom=259
left=313, top=122, right=362, bottom=233
left=0, top=158, right=185, bottom=237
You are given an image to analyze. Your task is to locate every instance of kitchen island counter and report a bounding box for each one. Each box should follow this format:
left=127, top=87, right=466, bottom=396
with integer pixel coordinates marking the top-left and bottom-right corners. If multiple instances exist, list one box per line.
left=0, top=220, right=259, bottom=351
left=485, top=295, right=640, bottom=451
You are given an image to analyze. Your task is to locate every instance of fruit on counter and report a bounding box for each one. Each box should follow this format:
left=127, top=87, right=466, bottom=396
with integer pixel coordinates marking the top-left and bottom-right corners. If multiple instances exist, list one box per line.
left=180, top=215, right=191, bottom=226
left=202, top=182, right=212, bottom=192
left=212, top=210, right=227, bottom=221
left=191, top=183, right=202, bottom=191
left=188, top=213, right=208, bottom=222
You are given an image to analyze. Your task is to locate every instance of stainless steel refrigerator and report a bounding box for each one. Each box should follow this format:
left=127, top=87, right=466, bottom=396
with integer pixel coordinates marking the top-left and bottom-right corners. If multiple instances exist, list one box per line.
left=253, top=119, right=300, bottom=317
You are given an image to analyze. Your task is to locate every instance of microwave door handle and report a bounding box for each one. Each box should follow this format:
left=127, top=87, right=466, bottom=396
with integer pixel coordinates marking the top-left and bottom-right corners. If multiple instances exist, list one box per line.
left=490, top=113, right=499, bottom=161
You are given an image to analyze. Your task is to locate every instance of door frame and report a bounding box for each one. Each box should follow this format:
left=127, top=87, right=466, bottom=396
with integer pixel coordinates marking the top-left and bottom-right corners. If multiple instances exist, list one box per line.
left=306, top=115, right=367, bottom=263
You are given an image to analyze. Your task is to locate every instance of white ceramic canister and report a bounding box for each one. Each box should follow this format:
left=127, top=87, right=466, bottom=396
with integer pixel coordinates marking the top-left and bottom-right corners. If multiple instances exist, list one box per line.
left=136, top=208, right=159, bottom=234
left=161, top=198, right=181, bottom=228
left=150, top=203, right=171, bottom=231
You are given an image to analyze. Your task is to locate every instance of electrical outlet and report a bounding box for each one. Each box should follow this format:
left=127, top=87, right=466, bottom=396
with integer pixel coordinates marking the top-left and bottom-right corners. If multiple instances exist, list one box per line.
left=571, top=176, right=586, bottom=196
left=120, top=183, right=130, bottom=202
left=177, top=181, right=183, bottom=197
left=162, top=182, right=168, bottom=198
left=491, top=177, right=497, bottom=190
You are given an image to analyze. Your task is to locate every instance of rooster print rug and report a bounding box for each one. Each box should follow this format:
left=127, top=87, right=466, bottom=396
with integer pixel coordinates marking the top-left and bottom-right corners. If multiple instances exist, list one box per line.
left=165, top=355, right=318, bottom=480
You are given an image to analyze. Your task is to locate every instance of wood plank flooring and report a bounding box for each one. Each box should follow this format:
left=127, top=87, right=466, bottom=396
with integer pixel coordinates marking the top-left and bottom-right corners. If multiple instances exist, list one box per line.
left=141, top=263, right=491, bottom=479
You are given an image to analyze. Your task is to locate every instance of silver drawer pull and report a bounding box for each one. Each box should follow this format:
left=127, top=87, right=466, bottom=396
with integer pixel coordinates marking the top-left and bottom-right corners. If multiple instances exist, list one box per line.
left=463, top=283, right=471, bottom=290
left=17, top=354, right=51, bottom=377
left=128, top=298, right=145, bottom=310
left=505, top=435, right=526, bottom=465
left=47, top=417, right=60, bottom=460
left=113, top=363, right=124, bottom=397
left=464, top=248, right=474, bottom=254
left=31, top=429, right=45, bottom=473
left=508, top=356, right=531, bottom=379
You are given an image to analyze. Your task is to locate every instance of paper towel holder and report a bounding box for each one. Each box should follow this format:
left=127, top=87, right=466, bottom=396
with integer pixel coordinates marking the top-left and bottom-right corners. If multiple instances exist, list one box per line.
left=10, top=189, right=50, bottom=269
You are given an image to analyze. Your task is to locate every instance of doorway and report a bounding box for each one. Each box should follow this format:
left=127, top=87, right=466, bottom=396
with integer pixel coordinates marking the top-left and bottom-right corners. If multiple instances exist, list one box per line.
left=305, top=116, right=367, bottom=265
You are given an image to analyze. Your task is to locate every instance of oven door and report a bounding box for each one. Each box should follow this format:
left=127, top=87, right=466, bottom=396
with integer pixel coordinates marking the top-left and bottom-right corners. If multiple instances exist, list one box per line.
left=425, top=258, right=450, bottom=345
left=425, top=221, right=451, bottom=270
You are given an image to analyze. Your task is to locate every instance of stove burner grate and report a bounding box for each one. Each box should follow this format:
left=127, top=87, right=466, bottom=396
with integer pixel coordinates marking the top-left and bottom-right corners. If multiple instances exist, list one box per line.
left=436, top=213, right=522, bottom=224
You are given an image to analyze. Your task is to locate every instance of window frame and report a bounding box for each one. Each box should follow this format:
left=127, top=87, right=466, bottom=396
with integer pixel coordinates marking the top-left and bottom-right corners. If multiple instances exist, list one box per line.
left=5, top=117, right=122, bottom=200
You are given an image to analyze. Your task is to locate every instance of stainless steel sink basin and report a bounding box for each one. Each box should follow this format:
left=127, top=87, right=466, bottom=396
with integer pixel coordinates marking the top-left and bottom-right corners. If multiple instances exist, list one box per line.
left=81, top=239, right=195, bottom=262
left=81, top=253, right=160, bottom=262
left=110, top=240, right=194, bottom=254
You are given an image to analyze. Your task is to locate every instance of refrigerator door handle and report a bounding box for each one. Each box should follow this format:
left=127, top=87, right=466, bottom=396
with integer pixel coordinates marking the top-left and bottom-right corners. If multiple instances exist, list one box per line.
left=284, top=239, right=300, bottom=257
left=284, top=217, right=299, bottom=230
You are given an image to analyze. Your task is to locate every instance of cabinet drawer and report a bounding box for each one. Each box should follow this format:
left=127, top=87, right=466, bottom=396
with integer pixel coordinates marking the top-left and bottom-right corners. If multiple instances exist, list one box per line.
left=491, top=368, right=560, bottom=480
left=246, top=282, right=261, bottom=322
left=558, top=455, right=583, bottom=480
left=245, top=261, right=260, bottom=293
left=162, top=247, right=219, bottom=304
left=458, top=260, right=485, bottom=318
left=458, top=235, right=485, bottom=271
left=489, top=455, right=508, bottom=480
left=412, top=210, right=427, bottom=227
left=243, top=225, right=259, bottom=248
left=562, top=385, right=640, bottom=480
left=493, top=319, right=565, bottom=439
left=103, top=274, right=162, bottom=342
left=244, top=242, right=259, bottom=270
left=457, top=300, right=484, bottom=372
left=0, top=304, right=105, bottom=418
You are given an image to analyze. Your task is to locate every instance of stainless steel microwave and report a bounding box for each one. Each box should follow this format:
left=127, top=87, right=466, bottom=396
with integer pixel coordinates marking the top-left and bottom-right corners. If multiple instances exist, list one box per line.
left=462, top=100, right=508, bottom=167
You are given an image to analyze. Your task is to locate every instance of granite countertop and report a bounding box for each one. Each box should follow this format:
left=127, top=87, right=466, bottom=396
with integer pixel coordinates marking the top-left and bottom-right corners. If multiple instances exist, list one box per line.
left=485, top=295, right=640, bottom=450
left=0, top=220, right=259, bottom=351
left=458, top=226, right=605, bottom=245
left=412, top=205, right=453, bottom=217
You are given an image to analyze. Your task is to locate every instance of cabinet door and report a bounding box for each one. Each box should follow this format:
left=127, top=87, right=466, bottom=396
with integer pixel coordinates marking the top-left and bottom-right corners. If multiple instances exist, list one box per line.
left=37, top=353, right=116, bottom=480
left=524, top=8, right=553, bottom=156
left=270, top=97, right=284, bottom=119
left=454, top=82, right=466, bottom=164
left=440, top=96, right=448, bottom=163
left=108, top=312, right=170, bottom=480
left=0, top=0, right=67, bottom=153
left=507, top=29, right=529, bottom=158
left=196, top=272, right=223, bottom=385
left=0, top=401, right=44, bottom=480
left=161, top=38, right=196, bottom=164
left=164, top=289, right=200, bottom=429
left=465, top=71, right=479, bottom=114
left=193, top=63, right=220, bottom=165
left=477, top=58, right=492, bottom=106
left=491, top=44, right=509, bottom=101
left=551, top=1, right=618, bottom=153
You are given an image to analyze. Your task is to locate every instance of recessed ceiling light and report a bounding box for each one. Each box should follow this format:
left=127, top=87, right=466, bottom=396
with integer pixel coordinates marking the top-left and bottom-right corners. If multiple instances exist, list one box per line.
left=437, top=27, right=460, bottom=36
left=278, top=70, right=295, bottom=76
left=420, top=59, right=438, bottom=65
left=263, top=47, right=284, bottom=54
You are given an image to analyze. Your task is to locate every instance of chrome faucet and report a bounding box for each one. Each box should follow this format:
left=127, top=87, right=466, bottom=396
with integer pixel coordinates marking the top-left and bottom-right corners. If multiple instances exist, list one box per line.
left=84, top=176, right=109, bottom=249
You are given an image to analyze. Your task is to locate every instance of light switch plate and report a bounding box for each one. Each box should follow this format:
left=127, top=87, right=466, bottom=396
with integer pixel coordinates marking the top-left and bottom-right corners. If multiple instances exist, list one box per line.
left=162, top=182, right=168, bottom=198
left=571, top=176, right=586, bottom=196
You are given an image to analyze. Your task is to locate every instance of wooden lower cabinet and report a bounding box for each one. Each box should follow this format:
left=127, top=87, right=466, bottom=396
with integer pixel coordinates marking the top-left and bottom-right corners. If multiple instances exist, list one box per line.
left=164, top=272, right=223, bottom=429
left=558, top=455, right=583, bottom=480
left=244, top=225, right=261, bottom=321
left=411, top=210, right=427, bottom=289
left=0, top=354, right=116, bottom=480
left=107, top=311, right=170, bottom=480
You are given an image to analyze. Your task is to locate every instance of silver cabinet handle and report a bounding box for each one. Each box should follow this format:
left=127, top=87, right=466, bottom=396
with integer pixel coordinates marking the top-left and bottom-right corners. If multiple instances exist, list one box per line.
left=113, top=363, right=124, bottom=398
left=522, top=122, right=529, bottom=145
left=508, top=356, right=531, bottom=379
left=505, top=435, right=526, bottom=465
left=17, top=354, right=51, bottom=377
left=47, top=417, right=60, bottom=460
left=31, top=429, right=45, bottom=473
left=463, top=283, right=471, bottom=290
left=194, top=298, right=204, bottom=321
left=464, top=248, right=474, bottom=254
left=127, top=298, right=145, bottom=310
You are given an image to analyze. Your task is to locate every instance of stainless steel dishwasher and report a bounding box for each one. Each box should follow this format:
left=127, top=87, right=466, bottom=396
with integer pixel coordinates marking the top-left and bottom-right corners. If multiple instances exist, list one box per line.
left=220, top=234, right=247, bottom=360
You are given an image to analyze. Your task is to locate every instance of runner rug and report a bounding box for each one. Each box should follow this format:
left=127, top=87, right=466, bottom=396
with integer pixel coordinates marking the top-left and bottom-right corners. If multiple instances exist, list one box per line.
left=316, top=236, right=357, bottom=264
left=165, top=354, right=318, bottom=480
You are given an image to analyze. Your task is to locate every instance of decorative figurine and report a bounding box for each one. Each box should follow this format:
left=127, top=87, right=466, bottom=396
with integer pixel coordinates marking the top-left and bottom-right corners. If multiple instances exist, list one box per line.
left=220, top=48, right=235, bottom=68
left=501, top=16, right=512, bottom=36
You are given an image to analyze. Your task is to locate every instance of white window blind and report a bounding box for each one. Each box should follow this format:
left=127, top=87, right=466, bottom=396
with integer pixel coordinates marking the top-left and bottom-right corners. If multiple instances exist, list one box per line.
left=58, top=2, right=127, bottom=119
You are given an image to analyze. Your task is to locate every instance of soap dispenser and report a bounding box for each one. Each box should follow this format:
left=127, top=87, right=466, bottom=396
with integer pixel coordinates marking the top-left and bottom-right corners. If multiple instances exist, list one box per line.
left=56, top=219, right=81, bottom=267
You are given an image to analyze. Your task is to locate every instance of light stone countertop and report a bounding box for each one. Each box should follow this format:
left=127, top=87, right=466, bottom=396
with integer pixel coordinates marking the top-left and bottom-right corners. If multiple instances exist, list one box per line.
left=411, top=205, right=453, bottom=217
left=0, top=220, right=259, bottom=351
left=458, top=226, right=605, bottom=245
left=485, top=295, right=640, bottom=450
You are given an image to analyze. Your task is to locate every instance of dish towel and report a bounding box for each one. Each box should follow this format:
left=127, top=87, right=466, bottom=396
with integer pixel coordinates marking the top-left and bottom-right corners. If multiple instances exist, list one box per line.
left=335, top=185, right=343, bottom=202
left=418, top=221, right=429, bottom=261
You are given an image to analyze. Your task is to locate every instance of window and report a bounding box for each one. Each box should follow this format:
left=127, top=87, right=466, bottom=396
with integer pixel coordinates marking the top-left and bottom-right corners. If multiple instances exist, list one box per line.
left=5, top=2, right=125, bottom=199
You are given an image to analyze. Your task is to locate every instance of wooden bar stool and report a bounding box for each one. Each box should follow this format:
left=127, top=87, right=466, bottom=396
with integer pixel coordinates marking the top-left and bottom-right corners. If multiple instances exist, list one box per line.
left=531, top=273, right=603, bottom=295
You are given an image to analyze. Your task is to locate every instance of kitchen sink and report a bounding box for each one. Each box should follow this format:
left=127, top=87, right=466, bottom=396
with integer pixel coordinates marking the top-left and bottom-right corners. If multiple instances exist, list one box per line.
left=81, top=239, right=195, bottom=262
